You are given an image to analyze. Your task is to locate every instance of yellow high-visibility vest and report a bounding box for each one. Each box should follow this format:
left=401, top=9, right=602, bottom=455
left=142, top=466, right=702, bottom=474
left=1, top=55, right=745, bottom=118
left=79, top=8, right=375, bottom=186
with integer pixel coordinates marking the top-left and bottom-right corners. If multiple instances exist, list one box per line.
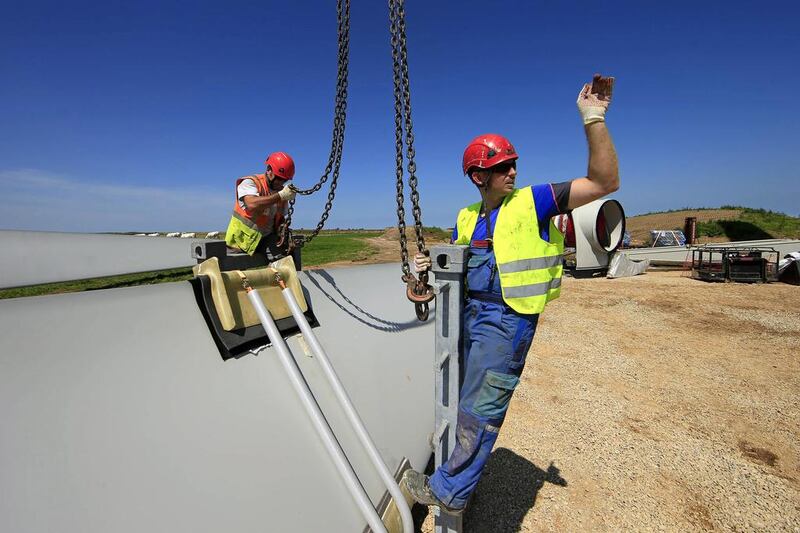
left=455, top=187, right=564, bottom=314
left=225, top=215, right=262, bottom=255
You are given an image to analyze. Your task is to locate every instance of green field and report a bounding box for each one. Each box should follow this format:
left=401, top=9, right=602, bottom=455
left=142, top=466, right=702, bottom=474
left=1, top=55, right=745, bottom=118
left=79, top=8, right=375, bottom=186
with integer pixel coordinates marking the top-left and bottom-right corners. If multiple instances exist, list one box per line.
left=299, top=230, right=382, bottom=266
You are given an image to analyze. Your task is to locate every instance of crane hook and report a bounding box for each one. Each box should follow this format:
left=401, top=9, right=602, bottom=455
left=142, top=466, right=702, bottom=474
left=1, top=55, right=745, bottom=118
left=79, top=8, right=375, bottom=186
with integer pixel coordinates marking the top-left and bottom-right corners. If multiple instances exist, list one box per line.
left=402, top=271, right=434, bottom=321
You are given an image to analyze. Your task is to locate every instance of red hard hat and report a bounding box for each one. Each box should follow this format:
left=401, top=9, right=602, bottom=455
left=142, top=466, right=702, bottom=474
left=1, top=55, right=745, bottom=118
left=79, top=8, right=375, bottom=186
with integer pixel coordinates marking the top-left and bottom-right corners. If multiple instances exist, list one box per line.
left=462, top=134, right=518, bottom=175
left=264, top=152, right=295, bottom=180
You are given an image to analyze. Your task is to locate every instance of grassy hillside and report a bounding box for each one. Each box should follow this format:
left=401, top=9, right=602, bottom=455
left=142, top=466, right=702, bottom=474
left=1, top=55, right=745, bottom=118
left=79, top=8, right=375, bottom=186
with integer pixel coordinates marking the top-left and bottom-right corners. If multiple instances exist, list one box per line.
left=626, top=207, right=800, bottom=245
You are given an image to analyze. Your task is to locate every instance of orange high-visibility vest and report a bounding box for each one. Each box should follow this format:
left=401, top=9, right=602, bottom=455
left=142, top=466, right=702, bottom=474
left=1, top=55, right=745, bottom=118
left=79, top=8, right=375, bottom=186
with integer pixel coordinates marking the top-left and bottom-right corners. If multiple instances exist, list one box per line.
left=225, top=174, right=287, bottom=254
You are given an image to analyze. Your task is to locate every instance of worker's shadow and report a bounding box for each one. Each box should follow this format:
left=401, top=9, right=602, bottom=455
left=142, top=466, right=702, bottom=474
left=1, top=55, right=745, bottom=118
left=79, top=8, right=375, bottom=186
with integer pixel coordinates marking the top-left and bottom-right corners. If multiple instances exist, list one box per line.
left=462, top=448, right=567, bottom=532
left=303, top=269, right=430, bottom=332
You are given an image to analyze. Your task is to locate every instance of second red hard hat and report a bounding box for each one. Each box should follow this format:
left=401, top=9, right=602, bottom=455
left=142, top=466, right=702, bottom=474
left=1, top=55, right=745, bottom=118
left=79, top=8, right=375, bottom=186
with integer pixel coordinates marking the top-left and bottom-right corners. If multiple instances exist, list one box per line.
left=265, top=152, right=296, bottom=180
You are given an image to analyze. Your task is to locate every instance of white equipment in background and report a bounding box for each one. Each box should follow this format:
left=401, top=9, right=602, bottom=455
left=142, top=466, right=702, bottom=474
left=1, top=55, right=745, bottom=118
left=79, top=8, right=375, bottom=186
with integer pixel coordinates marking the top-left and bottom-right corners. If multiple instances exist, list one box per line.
left=555, top=198, right=626, bottom=275
left=650, top=229, right=685, bottom=247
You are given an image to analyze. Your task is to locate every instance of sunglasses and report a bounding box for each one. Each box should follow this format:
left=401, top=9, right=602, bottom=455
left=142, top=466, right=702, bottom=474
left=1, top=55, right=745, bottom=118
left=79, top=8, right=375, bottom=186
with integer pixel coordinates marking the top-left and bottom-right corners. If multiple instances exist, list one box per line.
left=490, top=160, right=516, bottom=174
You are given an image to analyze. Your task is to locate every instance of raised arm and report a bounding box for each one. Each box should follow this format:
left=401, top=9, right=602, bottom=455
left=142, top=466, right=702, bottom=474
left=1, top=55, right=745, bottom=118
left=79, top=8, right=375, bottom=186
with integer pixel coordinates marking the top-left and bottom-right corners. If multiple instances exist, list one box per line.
left=568, top=74, right=620, bottom=210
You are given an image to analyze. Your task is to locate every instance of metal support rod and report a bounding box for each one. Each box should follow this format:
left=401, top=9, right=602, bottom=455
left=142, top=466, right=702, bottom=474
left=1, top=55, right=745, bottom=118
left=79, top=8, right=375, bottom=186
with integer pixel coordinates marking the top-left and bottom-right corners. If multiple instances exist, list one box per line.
left=430, top=245, right=468, bottom=533
left=244, top=286, right=387, bottom=533
left=278, top=281, right=414, bottom=533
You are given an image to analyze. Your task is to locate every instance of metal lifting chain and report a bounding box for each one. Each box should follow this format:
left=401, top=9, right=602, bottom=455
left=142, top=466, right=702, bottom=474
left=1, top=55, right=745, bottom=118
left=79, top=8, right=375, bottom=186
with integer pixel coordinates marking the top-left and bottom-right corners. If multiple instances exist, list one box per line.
left=278, top=0, right=350, bottom=250
left=389, top=0, right=434, bottom=321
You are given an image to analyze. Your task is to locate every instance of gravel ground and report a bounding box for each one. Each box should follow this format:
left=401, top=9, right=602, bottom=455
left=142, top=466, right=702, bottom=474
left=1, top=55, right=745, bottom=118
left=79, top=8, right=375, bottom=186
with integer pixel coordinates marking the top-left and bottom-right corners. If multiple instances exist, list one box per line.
left=415, top=271, right=800, bottom=532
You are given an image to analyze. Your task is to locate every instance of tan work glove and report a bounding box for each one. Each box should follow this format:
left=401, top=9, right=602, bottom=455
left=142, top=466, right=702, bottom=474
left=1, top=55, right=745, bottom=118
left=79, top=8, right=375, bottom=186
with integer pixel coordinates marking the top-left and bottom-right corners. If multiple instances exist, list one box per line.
left=413, top=252, right=432, bottom=273
left=278, top=185, right=297, bottom=202
left=577, top=74, right=614, bottom=125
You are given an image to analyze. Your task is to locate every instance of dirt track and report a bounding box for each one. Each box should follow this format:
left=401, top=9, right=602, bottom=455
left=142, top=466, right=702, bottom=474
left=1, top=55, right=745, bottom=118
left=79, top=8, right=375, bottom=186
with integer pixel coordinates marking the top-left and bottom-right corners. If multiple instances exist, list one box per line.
left=317, top=237, right=800, bottom=531
left=410, top=271, right=799, bottom=532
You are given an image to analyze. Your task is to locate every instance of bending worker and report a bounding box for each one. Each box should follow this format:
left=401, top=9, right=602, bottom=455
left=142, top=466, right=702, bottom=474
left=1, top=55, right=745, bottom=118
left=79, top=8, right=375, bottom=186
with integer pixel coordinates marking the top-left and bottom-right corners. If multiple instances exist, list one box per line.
left=403, top=74, right=620, bottom=513
left=225, top=152, right=298, bottom=261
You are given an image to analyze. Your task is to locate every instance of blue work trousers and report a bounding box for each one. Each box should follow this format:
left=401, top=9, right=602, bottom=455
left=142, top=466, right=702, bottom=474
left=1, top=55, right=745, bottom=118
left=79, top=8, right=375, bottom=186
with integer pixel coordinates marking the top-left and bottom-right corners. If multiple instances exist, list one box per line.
left=428, top=248, right=539, bottom=509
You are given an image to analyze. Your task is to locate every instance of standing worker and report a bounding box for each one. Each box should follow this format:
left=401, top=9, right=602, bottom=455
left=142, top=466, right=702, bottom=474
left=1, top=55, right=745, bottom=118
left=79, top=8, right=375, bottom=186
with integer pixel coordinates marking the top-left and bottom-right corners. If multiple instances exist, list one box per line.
left=403, top=74, right=620, bottom=513
left=225, top=152, right=298, bottom=261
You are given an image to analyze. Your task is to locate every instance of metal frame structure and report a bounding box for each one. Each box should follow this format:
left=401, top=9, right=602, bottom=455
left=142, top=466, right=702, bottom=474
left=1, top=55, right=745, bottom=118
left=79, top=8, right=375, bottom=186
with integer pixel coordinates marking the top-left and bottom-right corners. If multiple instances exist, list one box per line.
left=430, top=245, right=468, bottom=533
left=691, top=246, right=780, bottom=283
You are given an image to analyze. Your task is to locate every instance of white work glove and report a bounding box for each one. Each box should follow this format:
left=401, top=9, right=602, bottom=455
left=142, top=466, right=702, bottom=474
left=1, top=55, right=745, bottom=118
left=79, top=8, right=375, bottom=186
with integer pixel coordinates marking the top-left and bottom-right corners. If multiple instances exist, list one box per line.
left=278, top=185, right=296, bottom=202
left=577, top=74, right=614, bottom=125
left=413, top=252, right=432, bottom=273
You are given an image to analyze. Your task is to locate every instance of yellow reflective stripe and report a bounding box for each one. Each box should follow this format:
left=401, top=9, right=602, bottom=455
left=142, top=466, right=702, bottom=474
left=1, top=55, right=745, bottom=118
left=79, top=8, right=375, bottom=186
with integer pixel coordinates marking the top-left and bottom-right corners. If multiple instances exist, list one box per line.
left=232, top=210, right=260, bottom=230
left=503, top=277, right=562, bottom=299
left=498, top=255, right=563, bottom=273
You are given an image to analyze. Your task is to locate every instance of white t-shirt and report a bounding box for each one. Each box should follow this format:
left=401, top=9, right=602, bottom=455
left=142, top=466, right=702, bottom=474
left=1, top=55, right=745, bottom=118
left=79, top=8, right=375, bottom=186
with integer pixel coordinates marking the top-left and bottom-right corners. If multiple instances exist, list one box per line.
left=236, top=177, right=285, bottom=235
left=237, top=178, right=260, bottom=210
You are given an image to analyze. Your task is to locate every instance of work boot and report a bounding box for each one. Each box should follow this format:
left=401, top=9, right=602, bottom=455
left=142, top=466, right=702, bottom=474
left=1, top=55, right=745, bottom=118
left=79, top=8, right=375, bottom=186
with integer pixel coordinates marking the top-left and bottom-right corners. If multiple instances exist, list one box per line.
left=400, top=469, right=464, bottom=514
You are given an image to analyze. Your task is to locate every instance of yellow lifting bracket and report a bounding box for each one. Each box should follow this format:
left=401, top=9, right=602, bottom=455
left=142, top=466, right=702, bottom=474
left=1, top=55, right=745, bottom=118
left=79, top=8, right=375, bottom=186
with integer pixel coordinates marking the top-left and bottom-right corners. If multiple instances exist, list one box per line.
left=192, top=256, right=309, bottom=332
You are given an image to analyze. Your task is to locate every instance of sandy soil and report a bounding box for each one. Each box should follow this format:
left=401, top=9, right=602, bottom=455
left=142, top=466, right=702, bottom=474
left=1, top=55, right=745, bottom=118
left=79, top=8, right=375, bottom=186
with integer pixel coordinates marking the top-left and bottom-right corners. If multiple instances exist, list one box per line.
left=317, top=235, right=799, bottom=531
left=316, top=238, right=800, bottom=532
left=410, top=270, right=799, bottom=532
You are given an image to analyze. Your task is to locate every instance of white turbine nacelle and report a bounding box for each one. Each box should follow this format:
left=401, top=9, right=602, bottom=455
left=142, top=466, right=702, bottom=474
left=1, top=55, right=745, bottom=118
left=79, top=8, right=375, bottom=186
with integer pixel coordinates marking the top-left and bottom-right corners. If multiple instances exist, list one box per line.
left=180, top=232, right=196, bottom=238
left=165, top=232, right=180, bottom=238
left=556, top=198, right=625, bottom=273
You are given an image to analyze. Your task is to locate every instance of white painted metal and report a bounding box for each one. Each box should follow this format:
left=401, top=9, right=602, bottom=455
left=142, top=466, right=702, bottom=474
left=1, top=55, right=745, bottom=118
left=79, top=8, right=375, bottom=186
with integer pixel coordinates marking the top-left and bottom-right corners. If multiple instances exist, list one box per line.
left=245, top=283, right=387, bottom=533
left=278, top=282, right=412, bottom=533
left=0, top=263, right=434, bottom=532
left=0, top=230, right=212, bottom=289
left=572, top=198, right=625, bottom=271
left=617, top=239, right=800, bottom=266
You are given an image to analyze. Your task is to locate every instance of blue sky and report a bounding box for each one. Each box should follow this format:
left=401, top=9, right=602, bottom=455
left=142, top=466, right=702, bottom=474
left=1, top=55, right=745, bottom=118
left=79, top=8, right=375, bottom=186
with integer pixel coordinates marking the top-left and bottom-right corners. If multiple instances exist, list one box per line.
left=1, top=0, right=798, bottom=232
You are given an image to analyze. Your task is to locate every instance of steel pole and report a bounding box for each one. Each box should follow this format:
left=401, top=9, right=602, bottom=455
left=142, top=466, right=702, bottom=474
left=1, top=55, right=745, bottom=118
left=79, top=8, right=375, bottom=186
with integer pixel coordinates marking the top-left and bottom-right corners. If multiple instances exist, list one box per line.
left=244, top=287, right=387, bottom=533
left=279, top=284, right=414, bottom=533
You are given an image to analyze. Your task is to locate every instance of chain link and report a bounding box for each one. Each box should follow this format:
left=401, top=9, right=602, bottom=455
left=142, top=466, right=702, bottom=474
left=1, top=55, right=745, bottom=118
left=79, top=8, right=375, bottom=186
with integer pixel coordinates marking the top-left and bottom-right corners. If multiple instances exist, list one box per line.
left=278, top=0, right=350, bottom=248
left=390, top=0, right=433, bottom=321
left=389, top=0, right=426, bottom=277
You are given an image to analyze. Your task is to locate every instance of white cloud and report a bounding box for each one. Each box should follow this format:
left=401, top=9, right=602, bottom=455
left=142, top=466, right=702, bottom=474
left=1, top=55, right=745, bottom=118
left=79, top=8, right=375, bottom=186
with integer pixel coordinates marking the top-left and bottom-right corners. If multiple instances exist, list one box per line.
left=0, top=169, right=231, bottom=233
